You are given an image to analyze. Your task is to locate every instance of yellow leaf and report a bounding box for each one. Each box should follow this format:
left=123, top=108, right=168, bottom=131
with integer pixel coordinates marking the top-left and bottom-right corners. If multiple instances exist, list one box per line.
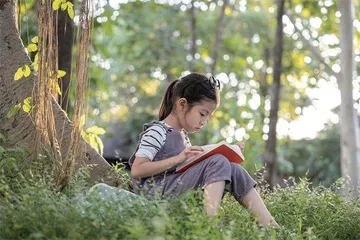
left=94, top=135, right=104, bottom=155
left=79, top=115, right=86, bottom=130
left=61, top=2, right=67, bottom=10
left=33, top=53, right=39, bottom=71
left=22, top=97, right=32, bottom=113
left=225, top=6, right=232, bottom=16
left=86, top=126, right=106, bottom=135
left=34, top=53, right=39, bottom=63
left=27, top=43, right=38, bottom=52
left=14, top=67, right=24, bottom=80
left=23, top=65, right=31, bottom=77
left=57, top=70, right=66, bottom=78
left=52, top=0, right=61, bottom=10
left=56, top=83, right=62, bottom=95
left=67, top=5, right=74, bottom=19
left=31, top=36, right=38, bottom=43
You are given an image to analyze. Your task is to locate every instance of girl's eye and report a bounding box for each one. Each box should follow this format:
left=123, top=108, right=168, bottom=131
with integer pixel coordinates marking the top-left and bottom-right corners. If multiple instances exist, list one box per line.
left=200, top=113, right=205, bottom=117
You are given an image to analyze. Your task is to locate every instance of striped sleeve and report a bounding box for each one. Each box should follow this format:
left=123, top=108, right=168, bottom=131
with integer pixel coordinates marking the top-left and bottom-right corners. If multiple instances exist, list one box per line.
left=135, top=124, right=167, bottom=161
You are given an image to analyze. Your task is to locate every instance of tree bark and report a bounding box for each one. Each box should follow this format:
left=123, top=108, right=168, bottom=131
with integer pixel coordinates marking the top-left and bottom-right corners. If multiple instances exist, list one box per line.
left=210, top=0, right=228, bottom=76
left=57, top=0, right=74, bottom=112
left=0, top=1, right=117, bottom=185
left=338, top=0, right=360, bottom=198
left=263, top=0, right=285, bottom=187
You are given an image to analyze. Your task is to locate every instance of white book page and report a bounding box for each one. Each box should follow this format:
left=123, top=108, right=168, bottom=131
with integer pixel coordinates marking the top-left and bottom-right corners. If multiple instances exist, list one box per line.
left=202, top=141, right=244, bottom=158
left=177, top=141, right=244, bottom=170
left=200, top=144, right=218, bottom=152
left=228, top=144, right=244, bottom=158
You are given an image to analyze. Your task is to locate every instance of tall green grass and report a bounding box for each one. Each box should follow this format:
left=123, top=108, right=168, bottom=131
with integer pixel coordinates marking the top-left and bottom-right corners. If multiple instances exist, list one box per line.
left=0, top=146, right=359, bottom=239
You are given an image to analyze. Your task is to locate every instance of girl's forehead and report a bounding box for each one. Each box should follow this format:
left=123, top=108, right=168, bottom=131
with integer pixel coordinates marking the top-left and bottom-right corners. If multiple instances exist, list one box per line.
left=193, top=100, right=218, bottom=112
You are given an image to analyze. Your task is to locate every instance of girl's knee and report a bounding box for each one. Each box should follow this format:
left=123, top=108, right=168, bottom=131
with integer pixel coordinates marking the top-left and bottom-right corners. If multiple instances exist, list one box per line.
left=209, top=154, right=231, bottom=168
left=230, top=163, right=256, bottom=184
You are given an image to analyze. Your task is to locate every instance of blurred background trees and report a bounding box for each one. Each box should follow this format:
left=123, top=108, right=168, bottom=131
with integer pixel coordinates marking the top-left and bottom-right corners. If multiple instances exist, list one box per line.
left=15, top=0, right=360, bottom=191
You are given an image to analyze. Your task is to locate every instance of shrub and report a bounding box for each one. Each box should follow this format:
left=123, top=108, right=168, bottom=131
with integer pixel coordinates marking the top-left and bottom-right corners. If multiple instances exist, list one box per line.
left=0, top=147, right=359, bottom=239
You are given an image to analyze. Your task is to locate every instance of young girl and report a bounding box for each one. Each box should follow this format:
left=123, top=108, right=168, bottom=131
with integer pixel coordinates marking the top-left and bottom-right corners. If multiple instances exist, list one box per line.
left=129, top=72, right=278, bottom=227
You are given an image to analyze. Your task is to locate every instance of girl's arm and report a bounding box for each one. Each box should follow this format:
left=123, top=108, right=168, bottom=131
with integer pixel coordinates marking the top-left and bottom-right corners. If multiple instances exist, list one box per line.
left=131, top=146, right=204, bottom=178
left=131, top=156, right=181, bottom=178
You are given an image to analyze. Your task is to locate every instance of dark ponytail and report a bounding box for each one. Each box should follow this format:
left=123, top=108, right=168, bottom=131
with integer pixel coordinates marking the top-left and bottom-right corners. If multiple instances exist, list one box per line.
left=158, top=73, right=219, bottom=121
left=158, top=80, right=179, bottom=120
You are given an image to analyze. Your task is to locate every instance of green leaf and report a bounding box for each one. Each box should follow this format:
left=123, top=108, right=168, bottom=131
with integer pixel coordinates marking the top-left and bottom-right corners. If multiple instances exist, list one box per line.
left=22, top=97, right=32, bottom=113
left=67, top=5, right=74, bottom=19
left=27, top=43, right=38, bottom=52
left=57, top=70, right=66, bottom=78
left=22, top=65, right=31, bottom=77
left=52, top=0, right=61, bottom=10
left=31, top=36, right=38, bottom=43
left=7, top=104, right=21, bottom=118
left=61, top=2, right=67, bottom=10
left=86, top=126, right=106, bottom=135
left=14, top=67, right=24, bottom=80
left=0, top=133, right=6, bottom=142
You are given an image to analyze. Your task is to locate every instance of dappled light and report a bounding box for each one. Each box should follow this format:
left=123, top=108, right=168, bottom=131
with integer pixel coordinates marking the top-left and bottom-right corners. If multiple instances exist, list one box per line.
left=1, top=0, right=360, bottom=238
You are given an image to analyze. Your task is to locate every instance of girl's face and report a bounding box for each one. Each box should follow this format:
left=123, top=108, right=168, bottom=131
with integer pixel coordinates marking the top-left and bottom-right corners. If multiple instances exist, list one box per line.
left=180, top=99, right=219, bottom=134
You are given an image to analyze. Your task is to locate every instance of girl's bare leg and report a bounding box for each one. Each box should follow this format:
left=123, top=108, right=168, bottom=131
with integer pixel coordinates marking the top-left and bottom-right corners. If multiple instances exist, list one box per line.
left=242, top=188, right=279, bottom=227
left=204, top=181, right=225, bottom=216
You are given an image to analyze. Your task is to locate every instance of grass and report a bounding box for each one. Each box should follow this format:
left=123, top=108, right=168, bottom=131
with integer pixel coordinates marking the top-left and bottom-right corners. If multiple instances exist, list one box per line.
left=0, top=146, right=359, bottom=240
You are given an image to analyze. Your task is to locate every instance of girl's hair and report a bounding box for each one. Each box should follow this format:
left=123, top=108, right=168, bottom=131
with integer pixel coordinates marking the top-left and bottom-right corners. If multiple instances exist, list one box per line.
left=158, top=72, right=220, bottom=120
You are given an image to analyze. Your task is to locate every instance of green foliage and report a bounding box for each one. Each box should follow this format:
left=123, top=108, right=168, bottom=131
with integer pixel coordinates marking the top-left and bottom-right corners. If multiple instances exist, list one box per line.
left=16, top=0, right=360, bottom=195
left=281, top=124, right=341, bottom=186
left=82, top=125, right=106, bottom=155
left=266, top=177, right=360, bottom=239
left=1, top=150, right=359, bottom=239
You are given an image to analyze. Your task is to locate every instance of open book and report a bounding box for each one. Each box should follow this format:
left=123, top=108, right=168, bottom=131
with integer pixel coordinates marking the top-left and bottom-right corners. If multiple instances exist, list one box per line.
left=175, top=141, right=245, bottom=173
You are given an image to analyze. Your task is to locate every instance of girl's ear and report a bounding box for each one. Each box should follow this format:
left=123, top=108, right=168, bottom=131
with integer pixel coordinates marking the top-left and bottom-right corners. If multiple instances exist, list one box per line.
left=177, top=98, right=188, bottom=111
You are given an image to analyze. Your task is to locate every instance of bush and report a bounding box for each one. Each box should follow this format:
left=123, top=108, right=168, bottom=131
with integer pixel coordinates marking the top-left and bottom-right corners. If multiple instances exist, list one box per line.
left=0, top=147, right=359, bottom=239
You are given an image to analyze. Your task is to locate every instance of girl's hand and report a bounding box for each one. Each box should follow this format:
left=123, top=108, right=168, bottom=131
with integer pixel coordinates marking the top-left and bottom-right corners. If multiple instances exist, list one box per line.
left=236, top=142, right=245, bottom=152
left=177, top=146, right=204, bottom=164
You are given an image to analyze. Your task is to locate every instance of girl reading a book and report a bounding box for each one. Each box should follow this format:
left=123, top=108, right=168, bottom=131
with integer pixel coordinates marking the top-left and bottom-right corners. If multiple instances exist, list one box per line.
left=129, top=72, right=278, bottom=227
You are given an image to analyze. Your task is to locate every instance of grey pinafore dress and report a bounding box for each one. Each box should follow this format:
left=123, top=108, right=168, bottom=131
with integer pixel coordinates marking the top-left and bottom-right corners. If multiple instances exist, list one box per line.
left=128, top=121, right=257, bottom=203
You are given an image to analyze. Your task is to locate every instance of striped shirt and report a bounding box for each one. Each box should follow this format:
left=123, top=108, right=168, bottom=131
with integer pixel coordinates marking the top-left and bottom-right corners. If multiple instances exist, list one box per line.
left=135, top=122, right=191, bottom=161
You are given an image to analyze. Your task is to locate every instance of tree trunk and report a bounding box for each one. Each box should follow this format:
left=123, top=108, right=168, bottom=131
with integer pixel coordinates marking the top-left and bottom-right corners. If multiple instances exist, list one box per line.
left=286, top=6, right=359, bottom=197
left=259, top=47, right=270, bottom=136
left=57, top=0, right=74, bottom=112
left=189, top=0, right=197, bottom=72
left=210, top=0, right=228, bottom=76
left=263, top=0, right=285, bottom=187
left=338, top=0, right=360, bottom=198
left=0, top=0, right=117, bottom=185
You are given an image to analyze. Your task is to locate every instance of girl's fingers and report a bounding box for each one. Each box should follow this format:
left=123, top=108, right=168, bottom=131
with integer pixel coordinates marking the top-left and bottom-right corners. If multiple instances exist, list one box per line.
left=189, top=146, right=204, bottom=152
left=236, top=142, right=245, bottom=151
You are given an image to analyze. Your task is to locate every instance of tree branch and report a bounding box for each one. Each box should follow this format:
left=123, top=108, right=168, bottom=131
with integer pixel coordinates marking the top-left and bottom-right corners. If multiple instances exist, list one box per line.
left=285, top=10, right=340, bottom=79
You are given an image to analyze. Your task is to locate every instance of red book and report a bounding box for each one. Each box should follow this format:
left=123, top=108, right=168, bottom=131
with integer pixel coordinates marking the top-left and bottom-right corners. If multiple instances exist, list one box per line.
left=175, top=141, right=245, bottom=173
